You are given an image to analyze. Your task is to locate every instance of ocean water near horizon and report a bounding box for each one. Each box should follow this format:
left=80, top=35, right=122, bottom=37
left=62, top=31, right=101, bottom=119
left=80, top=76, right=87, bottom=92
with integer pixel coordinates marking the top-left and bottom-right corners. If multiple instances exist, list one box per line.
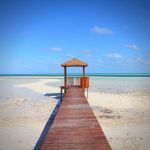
left=0, top=73, right=150, bottom=100
left=0, top=73, right=150, bottom=77
left=0, top=78, right=44, bottom=100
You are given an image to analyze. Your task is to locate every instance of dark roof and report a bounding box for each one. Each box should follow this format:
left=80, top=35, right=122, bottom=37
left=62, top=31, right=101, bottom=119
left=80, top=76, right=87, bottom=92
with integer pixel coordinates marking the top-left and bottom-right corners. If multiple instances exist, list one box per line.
left=61, top=58, right=88, bottom=67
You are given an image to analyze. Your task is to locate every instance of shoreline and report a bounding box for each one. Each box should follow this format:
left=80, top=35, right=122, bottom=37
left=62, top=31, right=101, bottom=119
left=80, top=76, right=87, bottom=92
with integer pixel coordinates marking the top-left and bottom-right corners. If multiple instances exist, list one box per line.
left=1, top=73, right=150, bottom=78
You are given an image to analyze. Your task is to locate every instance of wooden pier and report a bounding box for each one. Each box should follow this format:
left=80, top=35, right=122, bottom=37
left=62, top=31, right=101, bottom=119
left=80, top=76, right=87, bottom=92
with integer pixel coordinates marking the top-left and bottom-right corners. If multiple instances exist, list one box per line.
left=41, top=86, right=111, bottom=150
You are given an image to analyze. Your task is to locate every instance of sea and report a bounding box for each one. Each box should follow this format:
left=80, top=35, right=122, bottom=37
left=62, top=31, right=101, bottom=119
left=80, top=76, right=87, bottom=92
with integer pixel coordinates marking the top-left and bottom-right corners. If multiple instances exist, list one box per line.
left=0, top=73, right=150, bottom=77
left=0, top=73, right=150, bottom=99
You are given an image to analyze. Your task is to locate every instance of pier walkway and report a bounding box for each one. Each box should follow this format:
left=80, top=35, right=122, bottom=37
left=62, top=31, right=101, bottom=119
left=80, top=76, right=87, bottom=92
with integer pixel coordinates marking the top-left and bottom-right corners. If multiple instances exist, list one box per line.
left=41, top=86, right=111, bottom=150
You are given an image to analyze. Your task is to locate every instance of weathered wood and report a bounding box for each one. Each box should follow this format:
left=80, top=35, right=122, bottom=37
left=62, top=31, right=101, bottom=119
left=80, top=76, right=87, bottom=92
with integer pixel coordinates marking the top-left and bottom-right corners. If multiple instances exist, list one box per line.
left=83, top=66, right=85, bottom=77
left=41, top=86, right=111, bottom=150
left=64, top=67, right=67, bottom=87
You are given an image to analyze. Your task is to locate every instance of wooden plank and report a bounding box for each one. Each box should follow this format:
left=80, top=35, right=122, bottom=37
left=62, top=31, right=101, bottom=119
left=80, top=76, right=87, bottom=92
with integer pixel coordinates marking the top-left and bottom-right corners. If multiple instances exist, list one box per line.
left=41, top=86, right=111, bottom=150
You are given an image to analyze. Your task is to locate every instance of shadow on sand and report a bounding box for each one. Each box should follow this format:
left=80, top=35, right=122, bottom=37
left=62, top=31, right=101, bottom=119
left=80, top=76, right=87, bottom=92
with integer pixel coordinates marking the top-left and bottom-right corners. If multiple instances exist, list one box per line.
left=44, top=93, right=62, bottom=100
left=33, top=93, right=64, bottom=150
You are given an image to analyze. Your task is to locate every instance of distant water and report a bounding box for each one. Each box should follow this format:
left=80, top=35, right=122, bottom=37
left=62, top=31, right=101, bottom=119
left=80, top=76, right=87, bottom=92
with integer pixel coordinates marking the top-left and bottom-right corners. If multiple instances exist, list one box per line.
left=0, top=78, right=43, bottom=100
left=0, top=74, right=150, bottom=97
left=0, top=73, right=150, bottom=77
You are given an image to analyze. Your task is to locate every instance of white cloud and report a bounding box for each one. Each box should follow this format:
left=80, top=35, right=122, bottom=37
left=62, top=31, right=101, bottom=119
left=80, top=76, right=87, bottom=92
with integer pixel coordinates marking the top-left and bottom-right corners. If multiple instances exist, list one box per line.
left=91, top=26, right=113, bottom=35
left=125, top=44, right=140, bottom=50
left=66, top=54, right=73, bottom=58
left=50, top=47, right=62, bottom=52
left=106, top=53, right=122, bottom=59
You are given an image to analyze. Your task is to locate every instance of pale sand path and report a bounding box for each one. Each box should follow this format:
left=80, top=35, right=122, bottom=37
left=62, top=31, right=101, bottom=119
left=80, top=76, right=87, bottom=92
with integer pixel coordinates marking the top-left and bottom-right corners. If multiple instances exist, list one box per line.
left=14, top=79, right=60, bottom=94
left=0, top=79, right=60, bottom=150
left=88, top=91, right=150, bottom=150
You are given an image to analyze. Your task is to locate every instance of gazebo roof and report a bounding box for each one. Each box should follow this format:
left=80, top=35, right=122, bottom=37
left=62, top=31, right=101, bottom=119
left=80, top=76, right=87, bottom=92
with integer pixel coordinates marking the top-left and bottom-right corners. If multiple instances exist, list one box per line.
left=61, top=58, right=88, bottom=67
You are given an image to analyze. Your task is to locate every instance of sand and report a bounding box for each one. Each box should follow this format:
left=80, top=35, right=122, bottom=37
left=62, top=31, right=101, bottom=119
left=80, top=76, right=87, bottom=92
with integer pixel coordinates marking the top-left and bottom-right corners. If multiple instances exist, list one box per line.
left=0, top=77, right=150, bottom=150
left=14, top=79, right=60, bottom=94
left=88, top=90, right=150, bottom=150
left=0, top=78, right=59, bottom=150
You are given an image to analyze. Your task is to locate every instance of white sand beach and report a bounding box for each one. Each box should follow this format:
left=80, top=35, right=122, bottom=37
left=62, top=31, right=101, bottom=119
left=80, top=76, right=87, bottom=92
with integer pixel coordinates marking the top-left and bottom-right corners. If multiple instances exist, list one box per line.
left=0, top=76, right=150, bottom=150
left=0, top=78, right=59, bottom=150
left=88, top=91, right=150, bottom=150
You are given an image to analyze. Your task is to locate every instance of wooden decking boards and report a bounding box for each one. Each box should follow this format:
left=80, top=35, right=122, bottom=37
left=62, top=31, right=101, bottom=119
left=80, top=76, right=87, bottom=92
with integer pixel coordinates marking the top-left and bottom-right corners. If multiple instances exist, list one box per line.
left=41, top=86, right=111, bottom=150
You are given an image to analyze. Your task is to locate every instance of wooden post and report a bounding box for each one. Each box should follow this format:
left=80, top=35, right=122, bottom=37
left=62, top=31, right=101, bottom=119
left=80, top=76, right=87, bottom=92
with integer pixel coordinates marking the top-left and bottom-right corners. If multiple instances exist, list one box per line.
left=64, top=66, right=67, bottom=88
left=82, top=66, right=85, bottom=91
left=60, top=87, right=62, bottom=101
left=83, top=66, right=85, bottom=77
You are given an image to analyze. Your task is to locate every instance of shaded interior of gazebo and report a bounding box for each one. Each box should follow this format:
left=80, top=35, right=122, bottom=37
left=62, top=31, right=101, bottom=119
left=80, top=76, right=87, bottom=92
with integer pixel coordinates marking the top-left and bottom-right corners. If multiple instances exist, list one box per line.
left=61, top=58, right=88, bottom=88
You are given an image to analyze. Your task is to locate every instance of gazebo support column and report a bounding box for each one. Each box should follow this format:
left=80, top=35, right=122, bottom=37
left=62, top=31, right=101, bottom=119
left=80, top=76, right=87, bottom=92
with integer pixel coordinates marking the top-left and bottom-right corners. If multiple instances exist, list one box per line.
left=82, top=66, right=85, bottom=90
left=61, top=58, right=88, bottom=95
left=83, top=66, right=85, bottom=77
left=64, top=66, right=67, bottom=88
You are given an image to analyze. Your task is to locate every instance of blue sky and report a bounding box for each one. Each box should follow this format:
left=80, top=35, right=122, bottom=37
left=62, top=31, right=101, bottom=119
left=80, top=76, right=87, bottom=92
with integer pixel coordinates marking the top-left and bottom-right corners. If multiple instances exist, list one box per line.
left=0, top=0, right=150, bottom=74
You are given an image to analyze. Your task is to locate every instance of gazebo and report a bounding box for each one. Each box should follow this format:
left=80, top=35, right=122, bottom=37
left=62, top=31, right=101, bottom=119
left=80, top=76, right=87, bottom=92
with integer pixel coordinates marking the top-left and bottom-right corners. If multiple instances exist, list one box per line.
left=60, top=58, right=89, bottom=98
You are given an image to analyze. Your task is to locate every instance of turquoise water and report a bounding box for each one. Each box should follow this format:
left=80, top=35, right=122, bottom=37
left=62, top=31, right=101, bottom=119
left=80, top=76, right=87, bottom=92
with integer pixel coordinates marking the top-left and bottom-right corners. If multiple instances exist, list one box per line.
left=0, top=78, right=43, bottom=100
left=0, top=73, right=150, bottom=77
left=0, top=76, right=150, bottom=98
